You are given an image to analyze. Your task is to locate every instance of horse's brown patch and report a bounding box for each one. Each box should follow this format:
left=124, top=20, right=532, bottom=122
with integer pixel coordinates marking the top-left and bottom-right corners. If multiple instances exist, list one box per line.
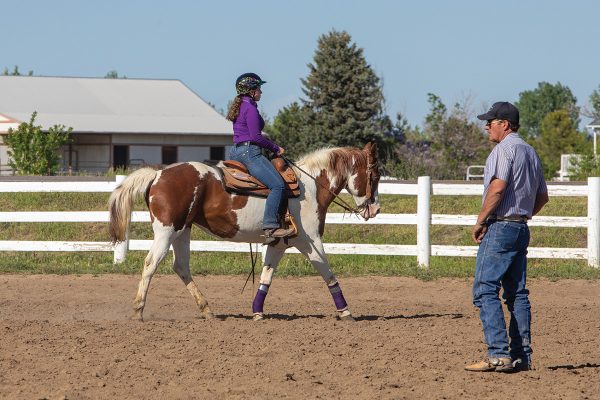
left=193, top=174, right=243, bottom=238
left=149, top=164, right=199, bottom=231
left=149, top=163, right=243, bottom=238
left=231, top=194, right=249, bottom=210
left=315, top=171, right=333, bottom=236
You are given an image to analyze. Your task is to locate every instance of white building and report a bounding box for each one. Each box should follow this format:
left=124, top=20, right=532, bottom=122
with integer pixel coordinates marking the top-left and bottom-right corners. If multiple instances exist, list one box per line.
left=0, top=75, right=233, bottom=175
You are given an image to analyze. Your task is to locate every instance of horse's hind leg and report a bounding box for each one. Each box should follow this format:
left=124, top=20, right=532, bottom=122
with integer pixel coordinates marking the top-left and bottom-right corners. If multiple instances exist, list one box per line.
left=298, top=240, right=354, bottom=321
left=133, top=225, right=174, bottom=321
left=171, top=227, right=214, bottom=319
left=252, top=245, right=286, bottom=321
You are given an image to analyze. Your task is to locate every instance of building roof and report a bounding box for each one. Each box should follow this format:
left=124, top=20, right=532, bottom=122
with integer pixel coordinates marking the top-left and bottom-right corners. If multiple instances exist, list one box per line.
left=588, top=118, right=600, bottom=128
left=0, top=76, right=232, bottom=135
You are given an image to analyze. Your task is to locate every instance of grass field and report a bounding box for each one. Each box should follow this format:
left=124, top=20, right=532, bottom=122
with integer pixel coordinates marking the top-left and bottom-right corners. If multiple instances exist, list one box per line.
left=0, top=192, right=598, bottom=278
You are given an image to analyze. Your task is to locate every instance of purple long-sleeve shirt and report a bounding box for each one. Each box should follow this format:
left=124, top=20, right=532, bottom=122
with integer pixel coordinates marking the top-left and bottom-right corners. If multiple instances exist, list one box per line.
left=232, top=96, right=280, bottom=154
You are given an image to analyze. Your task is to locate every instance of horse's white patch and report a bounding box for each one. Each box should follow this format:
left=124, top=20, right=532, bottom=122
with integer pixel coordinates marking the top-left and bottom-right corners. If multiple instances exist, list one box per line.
left=188, top=162, right=216, bottom=179
left=347, top=172, right=367, bottom=205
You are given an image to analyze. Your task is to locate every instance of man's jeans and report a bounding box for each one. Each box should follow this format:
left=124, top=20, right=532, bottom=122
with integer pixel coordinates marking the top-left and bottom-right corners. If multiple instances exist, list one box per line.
left=229, top=144, right=285, bottom=229
left=472, top=221, right=532, bottom=364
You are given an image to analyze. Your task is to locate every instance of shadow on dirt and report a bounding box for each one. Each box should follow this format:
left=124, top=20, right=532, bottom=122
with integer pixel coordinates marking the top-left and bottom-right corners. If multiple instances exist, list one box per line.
left=356, top=313, right=464, bottom=321
left=212, top=313, right=465, bottom=321
left=547, top=363, right=600, bottom=371
left=215, top=313, right=328, bottom=320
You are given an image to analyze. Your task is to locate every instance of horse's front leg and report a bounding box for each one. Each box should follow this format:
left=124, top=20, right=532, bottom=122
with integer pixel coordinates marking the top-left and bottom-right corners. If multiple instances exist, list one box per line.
left=251, top=245, right=286, bottom=321
left=299, top=239, right=354, bottom=321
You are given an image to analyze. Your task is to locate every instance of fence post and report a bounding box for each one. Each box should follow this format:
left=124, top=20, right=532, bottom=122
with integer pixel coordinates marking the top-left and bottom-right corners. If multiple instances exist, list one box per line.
left=113, top=174, right=129, bottom=264
left=588, top=177, right=600, bottom=268
left=417, top=176, right=431, bottom=268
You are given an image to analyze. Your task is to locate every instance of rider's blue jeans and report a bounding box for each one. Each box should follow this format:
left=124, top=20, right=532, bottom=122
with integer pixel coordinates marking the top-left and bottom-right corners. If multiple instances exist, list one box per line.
left=472, top=220, right=532, bottom=364
left=229, top=143, right=285, bottom=229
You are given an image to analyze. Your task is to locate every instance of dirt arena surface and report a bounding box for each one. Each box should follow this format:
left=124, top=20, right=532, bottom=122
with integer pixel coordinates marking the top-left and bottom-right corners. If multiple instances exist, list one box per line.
left=0, top=274, right=599, bottom=400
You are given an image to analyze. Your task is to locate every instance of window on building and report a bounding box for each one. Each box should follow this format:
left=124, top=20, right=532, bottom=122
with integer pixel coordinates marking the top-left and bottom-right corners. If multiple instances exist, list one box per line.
left=162, top=146, right=177, bottom=165
left=210, top=146, right=225, bottom=161
left=113, top=145, right=129, bottom=169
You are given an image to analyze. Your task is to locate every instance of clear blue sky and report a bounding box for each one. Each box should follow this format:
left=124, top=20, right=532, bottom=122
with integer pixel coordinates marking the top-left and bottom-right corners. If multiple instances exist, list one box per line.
left=4, top=0, right=600, bottom=128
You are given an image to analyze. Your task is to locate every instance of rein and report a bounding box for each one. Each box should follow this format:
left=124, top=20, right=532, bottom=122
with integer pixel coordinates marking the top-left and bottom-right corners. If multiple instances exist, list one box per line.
left=241, top=243, right=259, bottom=294
left=281, top=155, right=366, bottom=217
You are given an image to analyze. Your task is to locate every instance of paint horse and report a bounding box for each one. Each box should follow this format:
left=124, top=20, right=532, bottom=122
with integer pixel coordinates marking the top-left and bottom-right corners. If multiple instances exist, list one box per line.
left=108, top=142, right=381, bottom=321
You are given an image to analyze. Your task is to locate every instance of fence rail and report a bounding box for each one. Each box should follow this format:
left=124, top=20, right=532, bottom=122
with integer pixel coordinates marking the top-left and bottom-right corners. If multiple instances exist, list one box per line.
left=0, top=176, right=597, bottom=267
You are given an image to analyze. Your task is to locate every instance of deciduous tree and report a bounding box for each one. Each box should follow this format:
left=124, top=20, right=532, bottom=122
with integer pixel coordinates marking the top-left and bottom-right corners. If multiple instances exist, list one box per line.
left=2, top=65, right=33, bottom=76
left=5, top=112, right=72, bottom=175
left=535, top=109, right=587, bottom=178
left=515, top=82, right=579, bottom=140
left=266, top=102, right=312, bottom=159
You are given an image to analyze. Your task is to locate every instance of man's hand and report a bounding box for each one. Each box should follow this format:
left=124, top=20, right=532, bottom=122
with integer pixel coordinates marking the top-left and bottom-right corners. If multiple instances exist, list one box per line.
left=472, top=223, right=488, bottom=244
left=277, top=147, right=286, bottom=156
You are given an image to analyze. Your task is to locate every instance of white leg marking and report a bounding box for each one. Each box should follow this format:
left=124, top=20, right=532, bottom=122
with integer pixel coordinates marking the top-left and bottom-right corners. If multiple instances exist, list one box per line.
left=172, top=227, right=214, bottom=319
left=132, top=223, right=174, bottom=321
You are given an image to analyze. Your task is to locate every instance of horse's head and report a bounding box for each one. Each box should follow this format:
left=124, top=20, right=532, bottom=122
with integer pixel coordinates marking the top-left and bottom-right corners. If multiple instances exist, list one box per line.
left=346, top=142, right=381, bottom=220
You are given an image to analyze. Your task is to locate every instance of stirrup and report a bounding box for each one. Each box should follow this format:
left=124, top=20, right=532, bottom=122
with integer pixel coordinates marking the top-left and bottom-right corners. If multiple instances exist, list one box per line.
left=264, top=227, right=295, bottom=239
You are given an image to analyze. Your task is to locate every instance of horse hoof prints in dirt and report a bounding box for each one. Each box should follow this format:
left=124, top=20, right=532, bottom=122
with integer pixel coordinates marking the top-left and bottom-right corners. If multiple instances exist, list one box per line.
left=109, top=143, right=381, bottom=321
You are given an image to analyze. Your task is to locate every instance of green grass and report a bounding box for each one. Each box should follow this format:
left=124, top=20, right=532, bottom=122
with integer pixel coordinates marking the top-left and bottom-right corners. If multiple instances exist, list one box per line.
left=0, top=192, right=597, bottom=279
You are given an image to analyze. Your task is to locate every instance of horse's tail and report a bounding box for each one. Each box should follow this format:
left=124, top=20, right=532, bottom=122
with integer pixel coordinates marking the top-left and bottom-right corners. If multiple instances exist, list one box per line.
left=108, top=168, right=158, bottom=243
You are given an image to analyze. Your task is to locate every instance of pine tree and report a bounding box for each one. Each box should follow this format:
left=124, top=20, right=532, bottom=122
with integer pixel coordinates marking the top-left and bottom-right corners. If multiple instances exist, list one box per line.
left=300, top=30, right=386, bottom=150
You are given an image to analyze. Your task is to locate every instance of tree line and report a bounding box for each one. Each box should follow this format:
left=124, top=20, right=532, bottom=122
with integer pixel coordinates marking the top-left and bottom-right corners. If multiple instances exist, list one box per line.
left=4, top=30, right=600, bottom=179
left=265, top=30, right=600, bottom=181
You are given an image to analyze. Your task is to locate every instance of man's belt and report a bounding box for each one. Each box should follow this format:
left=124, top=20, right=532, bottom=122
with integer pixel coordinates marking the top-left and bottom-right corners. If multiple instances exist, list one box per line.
left=235, top=141, right=253, bottom=147
left=487, top=215, right=528, bottom=224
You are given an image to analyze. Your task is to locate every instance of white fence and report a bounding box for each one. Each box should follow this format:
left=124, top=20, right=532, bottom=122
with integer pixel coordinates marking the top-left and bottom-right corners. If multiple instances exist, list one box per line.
left=0, top=175, right=598, bottom=268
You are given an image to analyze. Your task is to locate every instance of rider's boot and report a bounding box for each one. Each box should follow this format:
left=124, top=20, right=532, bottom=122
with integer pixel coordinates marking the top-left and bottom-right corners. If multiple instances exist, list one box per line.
left=263, top=227, right=296, bottom=243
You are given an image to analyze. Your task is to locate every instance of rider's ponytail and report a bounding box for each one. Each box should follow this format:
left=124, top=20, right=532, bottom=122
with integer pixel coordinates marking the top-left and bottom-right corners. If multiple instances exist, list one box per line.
left=226, top=95, right=243, bottom=121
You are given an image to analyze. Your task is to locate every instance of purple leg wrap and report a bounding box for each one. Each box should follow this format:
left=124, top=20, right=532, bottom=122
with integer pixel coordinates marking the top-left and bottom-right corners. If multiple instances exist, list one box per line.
left=252, top=285, right=269, bottom=314
left=328, top=282, right=348, bottom=311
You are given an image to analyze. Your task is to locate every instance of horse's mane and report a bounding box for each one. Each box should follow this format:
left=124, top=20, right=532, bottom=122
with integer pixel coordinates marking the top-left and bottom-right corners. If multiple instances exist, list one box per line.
left=295, top=147, right=367, bottom=177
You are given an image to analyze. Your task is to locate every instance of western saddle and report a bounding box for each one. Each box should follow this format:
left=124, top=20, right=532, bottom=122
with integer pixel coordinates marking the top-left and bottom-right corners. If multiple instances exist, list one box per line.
left=219, top=157, right=300, bottom=198
left=219, top=157, right=300, bottom=238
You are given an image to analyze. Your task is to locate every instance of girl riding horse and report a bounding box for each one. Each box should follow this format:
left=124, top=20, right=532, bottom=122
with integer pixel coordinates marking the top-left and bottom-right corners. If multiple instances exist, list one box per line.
left=109, top=142, right=381, bottom=321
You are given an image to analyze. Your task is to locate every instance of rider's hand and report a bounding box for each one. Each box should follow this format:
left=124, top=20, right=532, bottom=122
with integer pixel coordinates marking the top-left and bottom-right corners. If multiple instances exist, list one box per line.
left=277, top=147, right=286, bottom=156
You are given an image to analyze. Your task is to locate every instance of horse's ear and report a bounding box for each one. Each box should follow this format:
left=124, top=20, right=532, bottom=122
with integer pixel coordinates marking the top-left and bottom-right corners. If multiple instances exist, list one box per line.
left=366, top=141, right=378, bottom=161
left=371, top=141, right=378, bottom=155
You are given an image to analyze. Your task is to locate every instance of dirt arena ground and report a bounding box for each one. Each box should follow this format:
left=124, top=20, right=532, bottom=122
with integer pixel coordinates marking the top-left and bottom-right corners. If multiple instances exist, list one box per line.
left=0, top=274, right=599, bottom=400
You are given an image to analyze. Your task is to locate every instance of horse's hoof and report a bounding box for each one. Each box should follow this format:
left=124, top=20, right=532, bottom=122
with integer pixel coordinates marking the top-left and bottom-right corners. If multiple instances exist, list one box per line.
left=337, top=309, right=355, bottom=322
left=131, top=315, right=144, bottom=322
left=201, top=311, right=215, bottom=320
left=253, top=313, right=265, bottom=321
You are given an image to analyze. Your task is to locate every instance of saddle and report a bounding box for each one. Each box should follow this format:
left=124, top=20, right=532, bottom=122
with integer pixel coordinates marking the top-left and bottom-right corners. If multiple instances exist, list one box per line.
left=220, top=157, right=300, bottom=198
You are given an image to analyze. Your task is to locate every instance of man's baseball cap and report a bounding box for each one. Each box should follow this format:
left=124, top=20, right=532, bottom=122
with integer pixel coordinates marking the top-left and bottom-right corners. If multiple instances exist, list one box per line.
left=477, top=102, right=519, bottom=125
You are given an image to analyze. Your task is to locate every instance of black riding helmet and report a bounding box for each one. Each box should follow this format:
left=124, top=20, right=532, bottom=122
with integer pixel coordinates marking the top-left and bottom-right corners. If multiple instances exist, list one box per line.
left=236, top=72, right=267, bottom=95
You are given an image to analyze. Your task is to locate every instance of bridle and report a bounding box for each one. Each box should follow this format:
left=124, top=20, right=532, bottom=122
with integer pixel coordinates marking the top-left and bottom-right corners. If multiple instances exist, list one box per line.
left=364, top=161, right=378, bottom=203
left=281, top=155, right=378, bottom=217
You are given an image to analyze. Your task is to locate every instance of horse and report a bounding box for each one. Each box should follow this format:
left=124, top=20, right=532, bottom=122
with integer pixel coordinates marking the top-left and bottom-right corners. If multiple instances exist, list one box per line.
left=108, top=142, right=381, bottom=321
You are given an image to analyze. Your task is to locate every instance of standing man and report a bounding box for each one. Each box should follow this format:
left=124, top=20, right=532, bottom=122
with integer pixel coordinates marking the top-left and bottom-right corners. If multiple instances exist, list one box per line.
left=465, top=101, right=548, bottom=373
